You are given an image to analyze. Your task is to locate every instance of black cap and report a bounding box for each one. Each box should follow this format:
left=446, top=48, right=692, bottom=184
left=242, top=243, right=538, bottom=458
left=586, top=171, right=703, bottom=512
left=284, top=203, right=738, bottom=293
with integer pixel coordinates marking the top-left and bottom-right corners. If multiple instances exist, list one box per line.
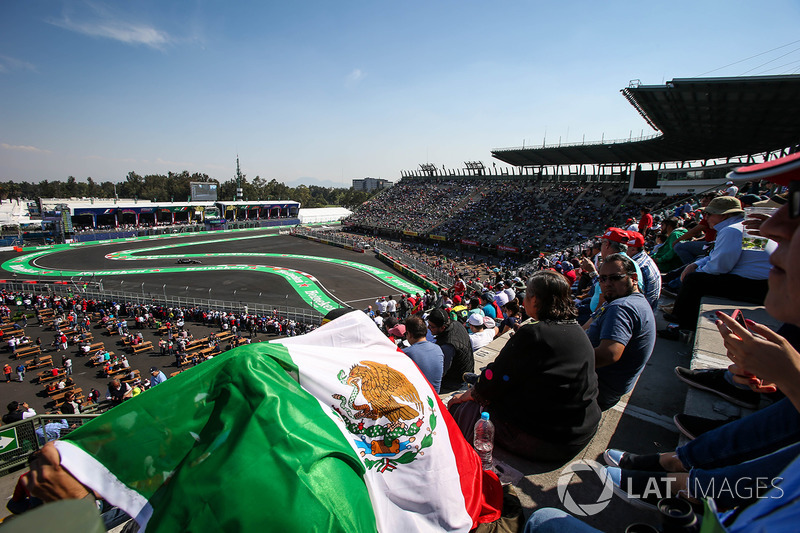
left=321, top=307, right=356, bottom=325
left=150, top=366, right=159, bottom=373
left=427, top=308, right=450, bottom=327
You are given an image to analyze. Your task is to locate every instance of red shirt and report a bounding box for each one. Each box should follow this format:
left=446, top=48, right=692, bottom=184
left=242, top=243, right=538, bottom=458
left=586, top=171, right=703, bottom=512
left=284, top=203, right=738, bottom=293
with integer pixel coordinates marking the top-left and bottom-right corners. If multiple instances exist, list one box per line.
left=638, top=214, right=653, bottom=233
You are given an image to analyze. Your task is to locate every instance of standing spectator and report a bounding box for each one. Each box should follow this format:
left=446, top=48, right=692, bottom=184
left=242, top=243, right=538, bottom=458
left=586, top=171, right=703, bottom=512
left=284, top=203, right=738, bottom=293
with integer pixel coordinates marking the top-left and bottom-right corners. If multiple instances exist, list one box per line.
left=386, top=295, right=397, bottom=318
left=3, top=363, right=11, bottom=383
left=15, top=362, right=25, bottom=382
left=637, top=207, right=653, bottom=238
left=64, top=357, right=73, bottom=376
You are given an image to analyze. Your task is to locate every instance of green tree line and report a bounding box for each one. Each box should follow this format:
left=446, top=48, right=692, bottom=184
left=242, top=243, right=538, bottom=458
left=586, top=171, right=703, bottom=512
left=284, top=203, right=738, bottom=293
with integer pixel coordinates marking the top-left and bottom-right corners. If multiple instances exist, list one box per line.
left=0, top=171, right=377, bottom=209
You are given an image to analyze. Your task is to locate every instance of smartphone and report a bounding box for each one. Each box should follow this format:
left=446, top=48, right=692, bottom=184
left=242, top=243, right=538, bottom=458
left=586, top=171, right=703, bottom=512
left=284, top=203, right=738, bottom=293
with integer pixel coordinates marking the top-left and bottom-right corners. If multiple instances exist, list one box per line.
left=731, top=309, right=749, bottom=331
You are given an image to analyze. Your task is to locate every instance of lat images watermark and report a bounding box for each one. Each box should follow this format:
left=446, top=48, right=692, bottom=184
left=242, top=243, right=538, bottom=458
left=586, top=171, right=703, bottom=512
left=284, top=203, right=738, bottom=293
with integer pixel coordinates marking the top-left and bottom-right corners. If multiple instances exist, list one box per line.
left=557, top=459, right=614, bottom=516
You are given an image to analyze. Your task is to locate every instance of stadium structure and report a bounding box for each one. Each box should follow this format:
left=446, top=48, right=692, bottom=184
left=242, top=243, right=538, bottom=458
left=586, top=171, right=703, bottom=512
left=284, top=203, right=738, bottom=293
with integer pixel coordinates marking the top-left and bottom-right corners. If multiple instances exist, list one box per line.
left=344, top=75, right=800, bottom=257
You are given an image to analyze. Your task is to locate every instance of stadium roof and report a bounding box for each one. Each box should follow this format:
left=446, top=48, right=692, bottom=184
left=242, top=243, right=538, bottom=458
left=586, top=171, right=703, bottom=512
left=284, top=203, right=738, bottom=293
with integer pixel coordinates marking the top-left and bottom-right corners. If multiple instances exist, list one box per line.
left=491, top=75, right=800, bottom=167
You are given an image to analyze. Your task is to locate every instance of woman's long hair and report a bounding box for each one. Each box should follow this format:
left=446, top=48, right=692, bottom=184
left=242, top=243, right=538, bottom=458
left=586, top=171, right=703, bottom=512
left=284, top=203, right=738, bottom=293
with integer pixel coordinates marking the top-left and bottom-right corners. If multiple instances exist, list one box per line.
left=527, top=270, right=578, bottom=321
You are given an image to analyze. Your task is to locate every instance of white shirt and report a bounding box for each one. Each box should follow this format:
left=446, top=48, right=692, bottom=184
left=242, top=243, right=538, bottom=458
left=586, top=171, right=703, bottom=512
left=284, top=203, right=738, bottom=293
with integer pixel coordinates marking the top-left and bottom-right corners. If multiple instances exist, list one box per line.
left=386, top=299, right=397, bottom=313
left=375, top=299, right=388, bottom=314
left=469, top=329, right=495, bottom=351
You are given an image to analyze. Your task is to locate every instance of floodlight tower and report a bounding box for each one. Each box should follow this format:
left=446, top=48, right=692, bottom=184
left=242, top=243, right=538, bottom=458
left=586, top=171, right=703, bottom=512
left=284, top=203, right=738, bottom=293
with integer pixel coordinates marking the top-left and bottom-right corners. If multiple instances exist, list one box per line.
left=235, top=156, right=244, bottom=201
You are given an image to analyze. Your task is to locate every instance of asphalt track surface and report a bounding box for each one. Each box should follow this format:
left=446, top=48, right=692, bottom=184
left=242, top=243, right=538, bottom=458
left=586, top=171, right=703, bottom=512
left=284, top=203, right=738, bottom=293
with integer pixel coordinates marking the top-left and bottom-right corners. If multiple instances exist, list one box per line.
left=0, top=229, right=424, bottom=312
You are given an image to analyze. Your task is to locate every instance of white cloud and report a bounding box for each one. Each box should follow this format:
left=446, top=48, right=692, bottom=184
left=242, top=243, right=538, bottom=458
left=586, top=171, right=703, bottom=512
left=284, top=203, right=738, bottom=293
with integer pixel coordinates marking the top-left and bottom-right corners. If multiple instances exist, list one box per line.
left=345, top=68, right=366, bottom=87
left=1, top=143, right=50, bottom=154
left=47, top=5, right=170, bottom=49
left=0, top=55, right=37, bottom=74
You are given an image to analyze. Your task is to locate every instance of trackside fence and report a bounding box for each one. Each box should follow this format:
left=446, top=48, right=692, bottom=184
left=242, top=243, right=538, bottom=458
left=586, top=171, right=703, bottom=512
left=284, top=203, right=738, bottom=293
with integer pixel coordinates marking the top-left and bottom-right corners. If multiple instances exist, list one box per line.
left=0, top=282, right=324, bottom=325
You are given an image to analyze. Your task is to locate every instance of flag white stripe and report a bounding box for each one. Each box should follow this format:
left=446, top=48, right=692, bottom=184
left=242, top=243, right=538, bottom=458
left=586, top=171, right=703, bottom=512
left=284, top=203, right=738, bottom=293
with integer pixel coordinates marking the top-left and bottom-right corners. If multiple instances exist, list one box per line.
left=55, top=440, right=154, bottom=529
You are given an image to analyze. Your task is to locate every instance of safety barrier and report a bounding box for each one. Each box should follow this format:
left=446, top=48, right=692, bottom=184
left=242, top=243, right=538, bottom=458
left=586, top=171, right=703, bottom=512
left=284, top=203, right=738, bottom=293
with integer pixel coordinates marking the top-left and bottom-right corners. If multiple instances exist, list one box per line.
left=0, top=413, right=103, bottom=475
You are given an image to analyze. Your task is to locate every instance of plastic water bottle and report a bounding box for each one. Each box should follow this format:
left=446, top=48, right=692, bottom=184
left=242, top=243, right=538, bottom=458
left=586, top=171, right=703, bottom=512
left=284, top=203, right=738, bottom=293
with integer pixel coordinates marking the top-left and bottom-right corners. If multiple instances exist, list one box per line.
left=473, top=412, right=495, bottom=469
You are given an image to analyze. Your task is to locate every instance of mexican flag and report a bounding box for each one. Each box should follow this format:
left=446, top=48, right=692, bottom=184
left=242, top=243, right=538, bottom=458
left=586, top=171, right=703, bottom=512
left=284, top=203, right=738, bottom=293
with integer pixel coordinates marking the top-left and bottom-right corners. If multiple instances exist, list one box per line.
left=56, top=311, right=502, bottom=532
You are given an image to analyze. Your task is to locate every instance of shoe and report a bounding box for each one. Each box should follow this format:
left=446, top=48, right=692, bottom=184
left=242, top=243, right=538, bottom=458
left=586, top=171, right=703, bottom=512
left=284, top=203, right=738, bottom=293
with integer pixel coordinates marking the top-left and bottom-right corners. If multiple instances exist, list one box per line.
left=661, top=287, right=678, bottom=298
left=662, top=312, right=680, bottom=323
left=605, top=467, right=675, bottom=512
left=673, top=414, right=735, bottom=440
left=603, top=449, right=666, bottom=471
left=674, top=367, right=761, bottom=409
left=657, top=328, right=680, bottom=341
left=462, top=372, right=479, bottom=385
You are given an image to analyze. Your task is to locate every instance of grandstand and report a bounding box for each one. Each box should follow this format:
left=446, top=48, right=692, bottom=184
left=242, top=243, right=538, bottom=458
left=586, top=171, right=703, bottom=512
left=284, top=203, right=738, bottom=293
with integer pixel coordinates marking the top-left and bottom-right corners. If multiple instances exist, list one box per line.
left=347, top=75, right=800, bottom=257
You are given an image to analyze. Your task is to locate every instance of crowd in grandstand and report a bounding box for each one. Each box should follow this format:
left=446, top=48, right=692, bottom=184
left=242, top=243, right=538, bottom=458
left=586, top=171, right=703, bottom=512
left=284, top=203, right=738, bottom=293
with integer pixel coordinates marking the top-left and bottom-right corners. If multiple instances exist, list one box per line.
left=8, top=156, right=800, bottom=531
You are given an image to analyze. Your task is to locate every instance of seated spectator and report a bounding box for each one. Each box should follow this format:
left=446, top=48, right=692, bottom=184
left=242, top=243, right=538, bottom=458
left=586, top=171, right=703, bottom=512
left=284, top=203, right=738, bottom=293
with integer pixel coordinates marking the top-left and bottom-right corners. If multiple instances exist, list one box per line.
left=448, top=270, right=600, bottom=462
left=625, top=231, right=661, bottom=310
left=426, top=308, right=474, bottom=392
left=107, top=379, right=131, bottom=405
left=497, top=299, right=522, bottom=336
left=401, top=315, right=444, bottom=393
left=662, top=196, right=774, bottom=334
left=652, top=217, right=687, bottom=272
left=467, top=314, right=495, bottom=351
left=584, top=254, right=656, bottom=410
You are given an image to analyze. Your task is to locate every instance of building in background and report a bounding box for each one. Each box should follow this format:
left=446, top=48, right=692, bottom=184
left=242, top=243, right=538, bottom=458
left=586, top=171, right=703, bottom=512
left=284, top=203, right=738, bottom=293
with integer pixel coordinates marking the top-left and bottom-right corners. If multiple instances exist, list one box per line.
left=352, top=178, right=392, bottom=192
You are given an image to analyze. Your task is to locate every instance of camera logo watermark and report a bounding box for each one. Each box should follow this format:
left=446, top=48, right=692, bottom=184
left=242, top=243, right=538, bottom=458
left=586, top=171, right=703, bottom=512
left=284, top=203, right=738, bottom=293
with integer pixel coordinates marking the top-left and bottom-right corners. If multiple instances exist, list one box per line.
left=557, top=459, right=614, bottom=516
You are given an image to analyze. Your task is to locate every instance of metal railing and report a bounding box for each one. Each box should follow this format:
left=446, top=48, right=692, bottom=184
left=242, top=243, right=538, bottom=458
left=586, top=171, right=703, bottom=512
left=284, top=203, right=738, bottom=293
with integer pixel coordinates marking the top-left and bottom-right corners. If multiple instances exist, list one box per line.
left=0, top=282, right=324, bottom=325
left=0, top=413, right=102, bottom=474
left=372, top=243, right=455, bottom=287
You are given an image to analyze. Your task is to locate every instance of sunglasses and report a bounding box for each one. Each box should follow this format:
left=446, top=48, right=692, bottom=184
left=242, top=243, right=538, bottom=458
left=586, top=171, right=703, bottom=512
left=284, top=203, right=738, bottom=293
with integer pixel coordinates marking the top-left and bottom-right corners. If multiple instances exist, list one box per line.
left=598, top=273, right=628, bottom=283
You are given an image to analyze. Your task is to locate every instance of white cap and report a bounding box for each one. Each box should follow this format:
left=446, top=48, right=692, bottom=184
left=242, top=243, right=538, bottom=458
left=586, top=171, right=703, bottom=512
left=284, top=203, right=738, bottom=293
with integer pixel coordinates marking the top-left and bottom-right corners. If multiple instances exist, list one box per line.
left=467, top=314, right=484, bottom=327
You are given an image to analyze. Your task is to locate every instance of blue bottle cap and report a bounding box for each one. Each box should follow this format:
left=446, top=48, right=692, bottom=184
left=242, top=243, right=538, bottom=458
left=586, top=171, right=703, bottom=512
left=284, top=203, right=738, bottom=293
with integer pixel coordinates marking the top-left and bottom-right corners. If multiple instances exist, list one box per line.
left=481, top=412, right=490, bottom=420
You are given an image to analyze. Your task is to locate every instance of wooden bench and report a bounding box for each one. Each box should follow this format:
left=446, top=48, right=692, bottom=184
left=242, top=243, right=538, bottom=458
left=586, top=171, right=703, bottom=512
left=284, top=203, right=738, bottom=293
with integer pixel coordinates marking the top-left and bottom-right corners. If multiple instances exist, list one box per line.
left=131, top=341, right=154, bottom=354
left=121, top=370, right=141, bottom=385
left=216, top=332, right=233, bottom=343
left=89, top=341, right=105, bottom=351
left=90, top=352, right=116, bottom=367
left=169, top=370, right=185, bottom=378
left=106, top=366, right=134, bottom=379
left=54, top=390, right=85, bottom=406
left=37, top=370, right=66, bottom=384
left=46, top=383, right=76, bottom=397
left=25, top=355, right=52, bottom=370
left=4, top=329, right=24, bottom=337
left=15, top=345, right=41, bottom=358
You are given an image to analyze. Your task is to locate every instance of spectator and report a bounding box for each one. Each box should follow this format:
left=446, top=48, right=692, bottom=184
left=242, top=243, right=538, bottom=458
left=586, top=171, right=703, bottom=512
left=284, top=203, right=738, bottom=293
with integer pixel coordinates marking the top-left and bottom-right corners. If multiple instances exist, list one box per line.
left=401, top=315, right=444, bottom=393
left=584, top=254, right=656, bottom=410
left=652, top=217, right=687, bottom=272
left=662, top=196, right=773, bottom=334
left=467, top=314, right=495, bottom=351
left=625, top=231, right=661, bottom=310
left=150, top=367, right=168, bottom=386
left=448, top=270, right=601, bottom=462
left=637, top=207, right=653, bottom=238
left=2, top=401, right=36, bottom=424
left=426, top=308, right=474, bottom=392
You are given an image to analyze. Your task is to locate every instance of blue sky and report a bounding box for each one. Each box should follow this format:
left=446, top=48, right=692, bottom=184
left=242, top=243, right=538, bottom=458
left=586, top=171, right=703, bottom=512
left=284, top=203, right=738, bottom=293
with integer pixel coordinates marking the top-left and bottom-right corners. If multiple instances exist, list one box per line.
left=2, top=1, right=799, bottom=187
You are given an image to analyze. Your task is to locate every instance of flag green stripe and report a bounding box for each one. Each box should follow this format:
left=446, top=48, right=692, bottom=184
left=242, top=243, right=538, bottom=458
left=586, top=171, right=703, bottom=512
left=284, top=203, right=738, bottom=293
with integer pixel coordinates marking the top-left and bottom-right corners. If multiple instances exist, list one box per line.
left=65, top=343, right=377, bottom=532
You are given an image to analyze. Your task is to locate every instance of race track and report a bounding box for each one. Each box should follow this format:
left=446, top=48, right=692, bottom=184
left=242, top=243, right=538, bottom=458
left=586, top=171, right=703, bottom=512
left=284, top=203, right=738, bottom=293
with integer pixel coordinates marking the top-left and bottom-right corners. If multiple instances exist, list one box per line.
left=0, top=229, right=424, bottom=313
